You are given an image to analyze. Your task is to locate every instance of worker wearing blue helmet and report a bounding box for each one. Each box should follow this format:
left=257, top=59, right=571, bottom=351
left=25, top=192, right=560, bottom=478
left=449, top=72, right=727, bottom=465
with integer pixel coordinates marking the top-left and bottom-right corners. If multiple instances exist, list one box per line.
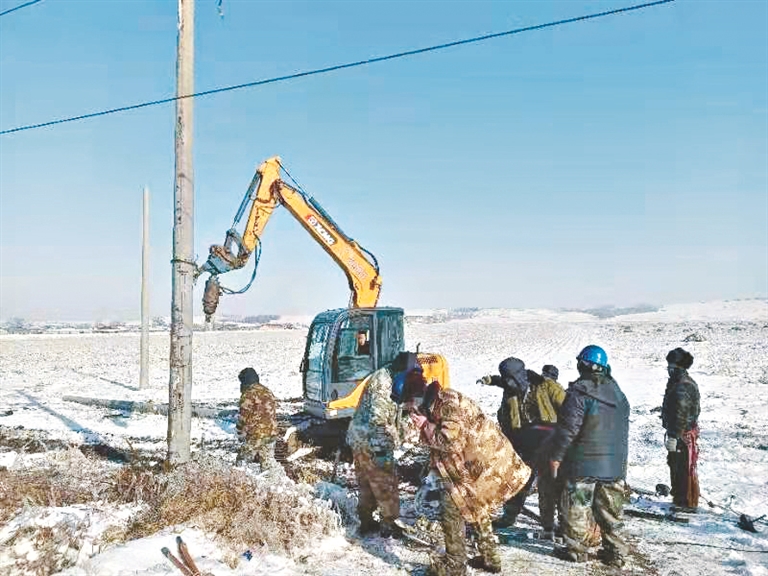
left=546, top=345, right=630, bottom=568
left=347, top=351, right=425, bottom=539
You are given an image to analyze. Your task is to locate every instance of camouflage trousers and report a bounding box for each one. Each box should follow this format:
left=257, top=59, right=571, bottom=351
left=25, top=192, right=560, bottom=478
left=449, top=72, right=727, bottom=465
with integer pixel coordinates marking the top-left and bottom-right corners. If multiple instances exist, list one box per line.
left=430, top=491, right=500, bottom=576
left=559, top=479, right=628, bottom=560
left=236, top=438, right=280, bottom=471
left=353, top=449, right=400, bottom=524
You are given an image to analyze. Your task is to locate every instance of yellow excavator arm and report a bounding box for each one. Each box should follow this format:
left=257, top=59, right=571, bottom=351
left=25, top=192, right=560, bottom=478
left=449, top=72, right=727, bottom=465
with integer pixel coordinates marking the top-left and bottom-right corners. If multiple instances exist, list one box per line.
left=198, top=157, right=382, bottom=317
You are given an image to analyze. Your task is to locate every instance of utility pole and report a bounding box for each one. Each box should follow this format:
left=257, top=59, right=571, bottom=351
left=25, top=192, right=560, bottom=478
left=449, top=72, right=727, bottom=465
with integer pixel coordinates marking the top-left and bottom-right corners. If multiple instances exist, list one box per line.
left=168, top=0, right=195, bottom=465
left=140, top=186, right=150, bottom=389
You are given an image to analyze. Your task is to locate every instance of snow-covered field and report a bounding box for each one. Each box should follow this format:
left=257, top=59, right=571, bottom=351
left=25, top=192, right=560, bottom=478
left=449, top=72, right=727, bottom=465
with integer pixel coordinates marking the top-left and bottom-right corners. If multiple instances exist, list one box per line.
left=1, top=299, right=767, bottom=575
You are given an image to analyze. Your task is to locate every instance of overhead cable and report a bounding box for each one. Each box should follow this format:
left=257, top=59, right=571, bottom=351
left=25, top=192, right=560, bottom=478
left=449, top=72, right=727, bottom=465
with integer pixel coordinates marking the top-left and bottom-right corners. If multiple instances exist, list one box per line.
left=0, top=0, right=674, bottom=136
left=0, top=0, right=44, bottom=18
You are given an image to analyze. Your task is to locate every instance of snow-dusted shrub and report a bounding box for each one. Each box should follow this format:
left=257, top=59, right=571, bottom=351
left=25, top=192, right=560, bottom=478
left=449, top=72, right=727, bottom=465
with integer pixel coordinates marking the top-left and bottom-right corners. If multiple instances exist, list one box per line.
left=314, top=481, right=358, bottom=526
left=0, top=515, right=85, bottom=575
left=683, top=332, right=706, bottom=342
left=123, top=459, right=342, bottom=556
left=0, top=448, right=105, bottom=524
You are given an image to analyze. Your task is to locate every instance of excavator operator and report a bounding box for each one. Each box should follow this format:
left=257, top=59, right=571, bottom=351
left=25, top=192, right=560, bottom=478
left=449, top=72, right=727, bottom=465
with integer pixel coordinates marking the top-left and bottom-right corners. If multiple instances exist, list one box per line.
left=356, top=331, right=371, bottom=356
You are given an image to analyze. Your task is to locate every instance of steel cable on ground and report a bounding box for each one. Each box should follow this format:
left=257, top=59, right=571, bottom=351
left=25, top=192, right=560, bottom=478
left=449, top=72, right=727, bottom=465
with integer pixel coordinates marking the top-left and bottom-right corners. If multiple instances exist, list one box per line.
left=660, top=541, right=768, bottom=553
left=0, top=0, right=674, bottom=136
left=0, top=0, right=44, bottom=18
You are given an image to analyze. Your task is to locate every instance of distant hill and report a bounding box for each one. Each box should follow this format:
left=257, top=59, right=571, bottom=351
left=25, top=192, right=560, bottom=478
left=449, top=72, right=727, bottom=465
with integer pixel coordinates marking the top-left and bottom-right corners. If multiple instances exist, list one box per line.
left=2, top=299, right=765, bottom=335
left=405, top=298, right=767, bottom=325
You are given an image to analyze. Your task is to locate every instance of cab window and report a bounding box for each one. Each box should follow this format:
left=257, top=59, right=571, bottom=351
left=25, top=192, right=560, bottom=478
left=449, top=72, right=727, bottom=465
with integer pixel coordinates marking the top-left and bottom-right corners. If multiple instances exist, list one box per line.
left=332, top=316, right=373, bottom=382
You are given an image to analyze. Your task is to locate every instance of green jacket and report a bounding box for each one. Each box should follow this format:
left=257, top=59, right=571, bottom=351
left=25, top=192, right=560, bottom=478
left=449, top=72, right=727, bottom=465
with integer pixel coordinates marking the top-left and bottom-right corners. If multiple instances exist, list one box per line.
left=522, top=377, right=566, bottom=426
left=482, top=375, right=566, bottom=433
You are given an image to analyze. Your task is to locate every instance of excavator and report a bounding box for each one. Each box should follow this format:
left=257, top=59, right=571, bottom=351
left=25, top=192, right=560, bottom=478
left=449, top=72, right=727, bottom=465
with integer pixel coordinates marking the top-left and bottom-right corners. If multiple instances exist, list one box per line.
left=195, top=156, right=449, bottom=449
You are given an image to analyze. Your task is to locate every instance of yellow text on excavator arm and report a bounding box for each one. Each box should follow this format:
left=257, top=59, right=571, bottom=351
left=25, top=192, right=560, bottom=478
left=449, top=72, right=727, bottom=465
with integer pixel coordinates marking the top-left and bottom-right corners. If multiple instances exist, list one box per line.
left=199, top=157, right=382, bottom=309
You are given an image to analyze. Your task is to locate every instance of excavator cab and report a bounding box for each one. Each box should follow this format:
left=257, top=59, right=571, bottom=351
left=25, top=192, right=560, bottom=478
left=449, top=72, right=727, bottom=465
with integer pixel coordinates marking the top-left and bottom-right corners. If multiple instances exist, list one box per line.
left=301, top=306, right=451, bottom=424
left=302, top=307, right=404, bottom=419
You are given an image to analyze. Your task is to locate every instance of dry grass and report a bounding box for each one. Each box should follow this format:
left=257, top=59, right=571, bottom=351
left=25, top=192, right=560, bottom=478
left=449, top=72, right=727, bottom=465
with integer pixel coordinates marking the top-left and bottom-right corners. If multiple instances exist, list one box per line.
left=4, top=521, right=85, bottom=575
left=0, top=453, right=104, bottom=524
left=122, top=459, right=341, bottom=554
left=1, top=450, right=342, bottom=575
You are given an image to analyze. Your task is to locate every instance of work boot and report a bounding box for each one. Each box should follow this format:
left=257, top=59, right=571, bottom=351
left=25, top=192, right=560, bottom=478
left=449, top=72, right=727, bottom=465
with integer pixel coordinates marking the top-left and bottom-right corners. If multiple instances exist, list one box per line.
left=358, top=517, right=380, bottom=536
left=426, top=555, right=467, bottom=576
left=468, top=556, right=502, bottom=573
left=597, top=548, right=626, bottom=568
left=380, top=520, right=403, bottom=539
left=553, top=545, right=588, bottom=563
left=539, top=528, right=555, bottom=541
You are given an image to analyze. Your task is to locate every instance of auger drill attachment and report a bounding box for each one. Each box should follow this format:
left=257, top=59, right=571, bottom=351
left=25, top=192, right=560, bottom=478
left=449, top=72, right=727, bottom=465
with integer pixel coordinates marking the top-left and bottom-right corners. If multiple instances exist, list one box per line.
left=202, top=275, right=221, bottom=323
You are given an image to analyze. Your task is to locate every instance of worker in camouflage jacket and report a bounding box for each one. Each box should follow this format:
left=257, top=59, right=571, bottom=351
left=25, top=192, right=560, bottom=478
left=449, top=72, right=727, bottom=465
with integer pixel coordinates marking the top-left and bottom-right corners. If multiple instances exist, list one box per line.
left=235, top=367, right=281, bottom=472
left=546, top=345, right=630, bottom=568
left=661, top=347, right=701, bottom=509
left=478, top=359, right=566, bottom=529
left=346, top=351, right=425, bottom=538
left=405, top=382, right=531, bottom=575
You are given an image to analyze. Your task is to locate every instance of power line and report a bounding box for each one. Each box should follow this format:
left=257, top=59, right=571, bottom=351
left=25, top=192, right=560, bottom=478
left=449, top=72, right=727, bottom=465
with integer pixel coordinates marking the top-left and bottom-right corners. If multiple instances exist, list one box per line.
left=0, top=0, right=44, bottom=18
left=0, top=0, right=674, bottom=136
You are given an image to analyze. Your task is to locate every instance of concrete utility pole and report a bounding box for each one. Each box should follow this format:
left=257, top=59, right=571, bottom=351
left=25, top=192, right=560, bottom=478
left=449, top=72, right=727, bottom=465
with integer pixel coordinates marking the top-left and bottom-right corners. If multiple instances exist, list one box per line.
left=168, top=0, right=195, bottom=465
left=140, top=186, right=150, bottom=389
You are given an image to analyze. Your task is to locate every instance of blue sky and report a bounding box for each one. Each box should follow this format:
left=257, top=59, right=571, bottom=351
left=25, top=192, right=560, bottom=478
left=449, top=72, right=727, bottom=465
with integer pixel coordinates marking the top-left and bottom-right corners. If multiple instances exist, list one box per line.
left=0, top=0, right=766, bottom=321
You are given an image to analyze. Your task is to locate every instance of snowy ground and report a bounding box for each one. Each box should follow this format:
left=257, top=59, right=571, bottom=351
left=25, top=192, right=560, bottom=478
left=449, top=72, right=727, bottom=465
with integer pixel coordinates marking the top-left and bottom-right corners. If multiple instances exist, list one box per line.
left=1, top=299, right=767, bottom=575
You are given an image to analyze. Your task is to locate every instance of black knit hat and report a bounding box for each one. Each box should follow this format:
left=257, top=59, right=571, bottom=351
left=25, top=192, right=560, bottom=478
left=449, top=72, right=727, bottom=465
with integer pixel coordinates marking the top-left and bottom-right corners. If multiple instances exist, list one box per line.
left=238, top=367, right=259, bottom=393
left=542, top=365, right=559, bottom=380
left=666, top=348, right=694, bottom=369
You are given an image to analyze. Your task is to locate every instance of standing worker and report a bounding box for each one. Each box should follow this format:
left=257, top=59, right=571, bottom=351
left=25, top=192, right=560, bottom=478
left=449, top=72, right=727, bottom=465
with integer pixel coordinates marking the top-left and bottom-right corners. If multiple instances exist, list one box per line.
left=547, top=346, right=630, bottom=568
left=477, top=358, right=566, bottom=531
left=661, top=347, right=701, bottom=510
left=235, top=367, right=281, bottom=473
left=403, top=381, right=531, bottom=575
left=346, top=351, right=425, bottom=537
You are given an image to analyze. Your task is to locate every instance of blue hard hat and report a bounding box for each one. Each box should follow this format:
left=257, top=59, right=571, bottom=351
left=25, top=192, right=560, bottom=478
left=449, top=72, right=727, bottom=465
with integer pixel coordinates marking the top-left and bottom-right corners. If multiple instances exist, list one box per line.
left=577, top=345, right=608, bottom=367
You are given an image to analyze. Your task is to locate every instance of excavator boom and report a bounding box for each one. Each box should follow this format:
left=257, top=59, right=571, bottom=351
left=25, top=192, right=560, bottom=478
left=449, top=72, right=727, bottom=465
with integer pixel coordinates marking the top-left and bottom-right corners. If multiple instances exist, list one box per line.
left=196, top=157, right=451, bottom=444
left=198, top=157, right=382, bottom=311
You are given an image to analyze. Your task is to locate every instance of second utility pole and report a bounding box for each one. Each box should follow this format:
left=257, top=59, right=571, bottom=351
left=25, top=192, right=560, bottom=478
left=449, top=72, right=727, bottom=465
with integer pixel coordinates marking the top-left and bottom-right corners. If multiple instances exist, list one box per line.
left=168, top=0, right=195, bottom=465
left=140, top=186, right=150, bottom=389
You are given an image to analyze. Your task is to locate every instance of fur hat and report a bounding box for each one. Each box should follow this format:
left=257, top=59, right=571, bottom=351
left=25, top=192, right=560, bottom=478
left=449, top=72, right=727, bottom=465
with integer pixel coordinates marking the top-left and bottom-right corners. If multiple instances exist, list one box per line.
left=666, top=348, right=694, bottom=369
left=542, top=364, right=559, bottom=381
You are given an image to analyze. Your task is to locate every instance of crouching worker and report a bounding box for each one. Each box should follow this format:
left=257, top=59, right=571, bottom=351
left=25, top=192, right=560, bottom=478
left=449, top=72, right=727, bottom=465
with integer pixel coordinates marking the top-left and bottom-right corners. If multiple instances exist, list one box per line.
left=479, top=359, right=566, bottom=531
left=346, top=351, right=426, bottom=538
left=402, top=381, right=532, bottom=575
left=235, top=367, right=280, bottom=472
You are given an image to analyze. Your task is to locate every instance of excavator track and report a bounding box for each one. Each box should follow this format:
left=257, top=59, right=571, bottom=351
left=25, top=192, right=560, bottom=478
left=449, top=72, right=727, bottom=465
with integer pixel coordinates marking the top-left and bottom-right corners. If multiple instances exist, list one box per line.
left=275, top=398, right=352, bottom=461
